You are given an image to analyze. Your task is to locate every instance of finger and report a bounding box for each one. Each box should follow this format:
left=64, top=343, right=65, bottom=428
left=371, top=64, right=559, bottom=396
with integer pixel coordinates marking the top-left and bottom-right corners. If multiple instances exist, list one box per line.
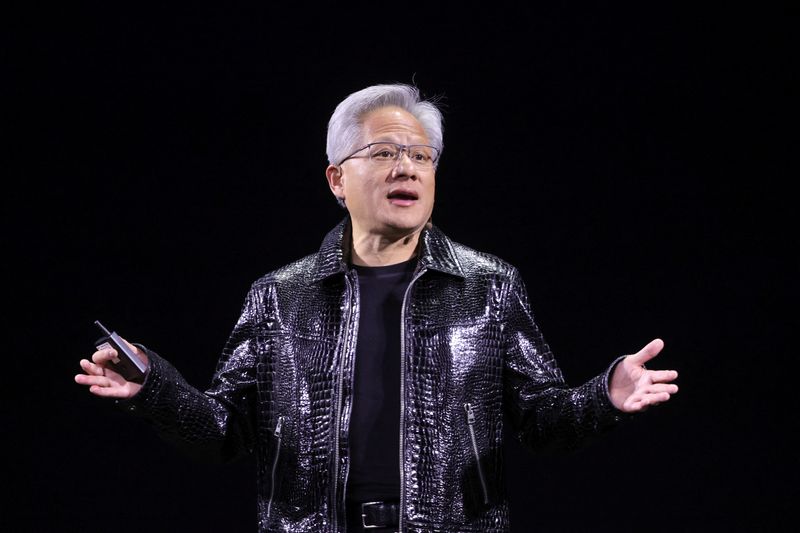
left=118, top=337, right=138, bottom=355
left=627, top=338, right=664, bottom=367
left=92, top=348, right=118, bottom=365
left=118, top=337, right=149, bottom=365
left=625, top=390, right=674, bottom=410
left=79, top=358, right=104, bottom=376
left=648, top=369, right=679, bottom=383
left=637, top=383, right=679, bottom=395
left=87, top=383, right=131, bottom=398
left=75, top=371, right=127, bottom=391
left=644, top=392, right=673, bottom=405
left=74, top=373, right=111, bottom=388
left=623, top=398, right=649, bottom=412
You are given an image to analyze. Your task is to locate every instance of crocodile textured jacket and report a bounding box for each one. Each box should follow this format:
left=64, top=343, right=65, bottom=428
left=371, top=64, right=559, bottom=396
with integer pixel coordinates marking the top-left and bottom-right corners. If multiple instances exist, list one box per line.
left=124, top=217, right=626, bottom=532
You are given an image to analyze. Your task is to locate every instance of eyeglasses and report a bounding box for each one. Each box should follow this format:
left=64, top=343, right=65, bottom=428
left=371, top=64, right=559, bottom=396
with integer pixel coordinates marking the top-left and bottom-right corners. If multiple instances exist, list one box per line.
left=338, top=142, right=440, bottom=168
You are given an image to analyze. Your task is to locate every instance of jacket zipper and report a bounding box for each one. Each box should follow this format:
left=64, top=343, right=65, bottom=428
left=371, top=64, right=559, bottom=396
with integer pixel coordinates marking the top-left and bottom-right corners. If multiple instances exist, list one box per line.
left=399, top=268, right=425, bottom=532
left=266, top=415, right=285, bottom=518
left=334, top=272, right=357, bottom=530
left=464, top=403, right=490, bottom=505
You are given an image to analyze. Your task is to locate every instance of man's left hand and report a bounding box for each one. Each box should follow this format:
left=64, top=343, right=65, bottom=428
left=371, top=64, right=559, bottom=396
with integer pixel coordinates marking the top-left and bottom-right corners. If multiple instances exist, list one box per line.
left=609, top=338, right=679, bottom=413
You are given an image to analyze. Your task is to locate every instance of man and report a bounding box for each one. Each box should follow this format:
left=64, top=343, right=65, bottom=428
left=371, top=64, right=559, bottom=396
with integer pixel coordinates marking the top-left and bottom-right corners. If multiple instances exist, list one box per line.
left=76, top=83, right=679, bottom=532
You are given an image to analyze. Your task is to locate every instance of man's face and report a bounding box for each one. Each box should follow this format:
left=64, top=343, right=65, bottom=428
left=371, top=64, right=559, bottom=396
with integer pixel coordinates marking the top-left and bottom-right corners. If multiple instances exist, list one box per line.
left=327, top=106, right=436, bottom=239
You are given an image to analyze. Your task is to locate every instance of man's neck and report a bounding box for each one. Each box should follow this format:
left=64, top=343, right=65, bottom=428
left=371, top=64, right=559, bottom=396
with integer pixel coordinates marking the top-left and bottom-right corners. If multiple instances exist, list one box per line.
left=350, top=226, right=422, bottom=267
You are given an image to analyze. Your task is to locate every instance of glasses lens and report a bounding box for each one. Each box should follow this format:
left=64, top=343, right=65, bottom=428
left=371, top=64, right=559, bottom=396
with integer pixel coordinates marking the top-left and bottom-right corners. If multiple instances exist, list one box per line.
left=408, top=145, right=437, bottom=165
left=367, top=143, right=437, bottom=167
left=368, top=143, right=400, bottom=162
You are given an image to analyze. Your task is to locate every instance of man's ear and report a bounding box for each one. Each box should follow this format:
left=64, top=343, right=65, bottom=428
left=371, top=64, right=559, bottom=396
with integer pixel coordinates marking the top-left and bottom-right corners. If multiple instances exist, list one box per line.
left=325, top=164, right=345, bottom=203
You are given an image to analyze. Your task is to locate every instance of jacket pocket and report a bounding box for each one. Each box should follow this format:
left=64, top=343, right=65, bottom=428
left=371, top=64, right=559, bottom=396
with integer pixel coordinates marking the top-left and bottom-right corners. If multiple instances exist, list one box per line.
left=266, top=415, right=285, bottom=518
left=464, top=403, right=493, bottom=513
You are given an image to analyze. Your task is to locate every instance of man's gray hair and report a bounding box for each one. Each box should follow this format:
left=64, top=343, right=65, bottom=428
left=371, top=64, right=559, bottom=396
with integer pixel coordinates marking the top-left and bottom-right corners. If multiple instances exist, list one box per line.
left=326, top=84, right=444, bottom=168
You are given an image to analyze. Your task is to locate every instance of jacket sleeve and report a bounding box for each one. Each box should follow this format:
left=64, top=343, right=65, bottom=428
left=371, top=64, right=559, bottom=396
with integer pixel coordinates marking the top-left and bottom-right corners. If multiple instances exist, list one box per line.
left=502, top=268, right=628, bottom=452
left=117, top=282, right=263, bottom=462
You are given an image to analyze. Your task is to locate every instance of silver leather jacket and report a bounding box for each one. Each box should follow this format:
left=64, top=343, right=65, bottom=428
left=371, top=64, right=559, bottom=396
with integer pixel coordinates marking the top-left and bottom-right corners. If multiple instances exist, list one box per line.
left=124, top=217, right=626, bottom=532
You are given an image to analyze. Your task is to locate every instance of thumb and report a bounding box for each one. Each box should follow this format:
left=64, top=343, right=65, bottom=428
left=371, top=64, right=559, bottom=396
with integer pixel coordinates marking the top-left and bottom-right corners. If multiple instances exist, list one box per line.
left=118, top=337, right=149, bottom=365
left=627, top=338, right=665, bottom=366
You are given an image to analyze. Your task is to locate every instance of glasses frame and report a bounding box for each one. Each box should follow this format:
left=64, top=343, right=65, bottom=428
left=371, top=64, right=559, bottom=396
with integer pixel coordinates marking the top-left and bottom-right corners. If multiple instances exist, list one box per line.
left=338, top=142, right=440, bottom=167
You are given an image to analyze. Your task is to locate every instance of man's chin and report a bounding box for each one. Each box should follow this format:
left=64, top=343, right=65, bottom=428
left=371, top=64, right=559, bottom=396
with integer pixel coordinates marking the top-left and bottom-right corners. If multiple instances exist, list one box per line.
left=365, top=220, right=420, bottom=243
left=383, top=212, right=431, bottom=234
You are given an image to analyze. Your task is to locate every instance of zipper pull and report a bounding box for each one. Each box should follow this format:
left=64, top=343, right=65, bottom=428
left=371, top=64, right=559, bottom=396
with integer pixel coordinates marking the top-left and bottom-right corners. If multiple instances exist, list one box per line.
left=464, top=403, right=475, bottom=425
left=274, top=416, right=284, bottom=437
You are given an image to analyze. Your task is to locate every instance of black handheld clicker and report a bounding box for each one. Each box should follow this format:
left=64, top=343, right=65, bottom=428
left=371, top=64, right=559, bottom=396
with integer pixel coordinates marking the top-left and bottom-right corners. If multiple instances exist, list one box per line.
left=94, top=320, right=147, bottom=383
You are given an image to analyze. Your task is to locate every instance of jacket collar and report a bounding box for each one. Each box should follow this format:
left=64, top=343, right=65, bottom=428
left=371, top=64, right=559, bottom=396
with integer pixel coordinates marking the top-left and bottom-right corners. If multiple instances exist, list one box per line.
left=416, top=222, right=465, bottom=278
left=311, top=216, right=465, bottom=283
left=310, top=217, right=351, bottom=282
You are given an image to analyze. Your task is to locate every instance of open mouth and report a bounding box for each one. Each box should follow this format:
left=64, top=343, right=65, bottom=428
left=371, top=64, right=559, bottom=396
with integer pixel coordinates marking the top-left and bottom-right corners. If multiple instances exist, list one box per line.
left=387, top=189, right=419, bottom=205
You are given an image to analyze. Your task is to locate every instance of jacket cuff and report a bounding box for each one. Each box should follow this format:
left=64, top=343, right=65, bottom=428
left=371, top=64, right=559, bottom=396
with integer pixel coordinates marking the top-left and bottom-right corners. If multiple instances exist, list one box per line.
left=113, top=344, right=162, bottom=415
left=600, top=354, right=635, bottom=421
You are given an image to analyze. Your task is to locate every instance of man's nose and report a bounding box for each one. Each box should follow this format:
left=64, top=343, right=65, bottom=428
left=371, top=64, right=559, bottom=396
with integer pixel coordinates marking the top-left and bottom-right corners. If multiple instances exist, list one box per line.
left=390, top=150, right=417, bottom=180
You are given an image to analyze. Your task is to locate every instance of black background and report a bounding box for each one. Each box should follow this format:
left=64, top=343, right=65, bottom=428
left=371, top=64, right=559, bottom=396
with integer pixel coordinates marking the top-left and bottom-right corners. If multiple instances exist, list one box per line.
left=7, top=3, right=795, bottom=532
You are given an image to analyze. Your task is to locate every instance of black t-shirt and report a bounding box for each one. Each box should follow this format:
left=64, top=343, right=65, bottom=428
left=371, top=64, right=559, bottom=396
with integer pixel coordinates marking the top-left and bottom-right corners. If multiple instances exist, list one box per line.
left=346, top=258, right=416, bottom=503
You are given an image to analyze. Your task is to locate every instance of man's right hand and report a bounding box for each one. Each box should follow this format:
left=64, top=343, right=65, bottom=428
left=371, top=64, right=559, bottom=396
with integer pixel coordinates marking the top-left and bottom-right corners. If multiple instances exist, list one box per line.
left=74, top=338, right=148, bottom=399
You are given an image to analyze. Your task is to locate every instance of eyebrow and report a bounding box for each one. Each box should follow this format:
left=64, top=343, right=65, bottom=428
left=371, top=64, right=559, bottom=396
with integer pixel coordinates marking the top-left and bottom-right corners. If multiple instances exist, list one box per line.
left=369, top=139, right=431, bottom=145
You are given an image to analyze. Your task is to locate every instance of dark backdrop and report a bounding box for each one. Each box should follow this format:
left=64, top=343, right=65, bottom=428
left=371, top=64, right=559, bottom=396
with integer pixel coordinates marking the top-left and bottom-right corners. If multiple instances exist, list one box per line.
left=8, top=3, right=794, bottom=532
